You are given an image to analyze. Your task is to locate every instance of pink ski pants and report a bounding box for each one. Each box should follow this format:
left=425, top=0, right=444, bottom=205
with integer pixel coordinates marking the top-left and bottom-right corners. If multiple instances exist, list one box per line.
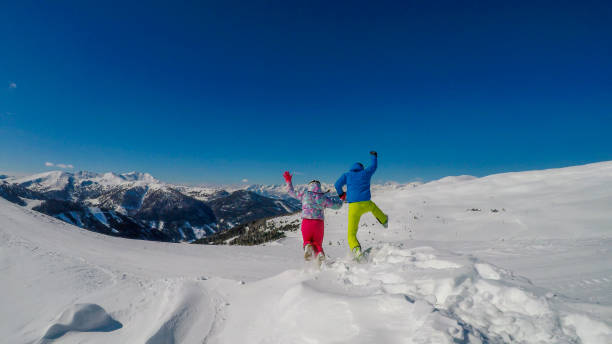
left=301, top=218, right=324, bottom=254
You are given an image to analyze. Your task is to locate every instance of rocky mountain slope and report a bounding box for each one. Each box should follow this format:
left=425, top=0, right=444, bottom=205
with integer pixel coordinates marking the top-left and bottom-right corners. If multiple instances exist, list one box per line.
left=0, top=171, right=300, bottom=242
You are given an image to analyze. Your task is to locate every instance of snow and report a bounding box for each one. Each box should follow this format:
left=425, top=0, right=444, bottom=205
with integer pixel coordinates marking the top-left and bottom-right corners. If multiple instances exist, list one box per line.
left=41, top=303, right=122, bottom=340
left=6, top=170, right=162, bottom=194
left=9, top=170, right=72, bottom=191
left=23, top=198, right=44, bottom=209
left=88, top=207, right=110, bottom=227
left=275, top=200, right=292, bottom=212
left=80, top=171, right=159, bottom=187
left=69, top=211, right=85, bottom=227
left=232, top=182, right=337, bottom=199
left=192, top=226, right=211, bottom=240
left=1, top=161, right=612, bottom=343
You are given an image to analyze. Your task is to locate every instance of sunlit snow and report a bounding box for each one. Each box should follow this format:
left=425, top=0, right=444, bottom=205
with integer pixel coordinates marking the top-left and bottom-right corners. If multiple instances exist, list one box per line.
left=1, top=162, right=611, bottom=343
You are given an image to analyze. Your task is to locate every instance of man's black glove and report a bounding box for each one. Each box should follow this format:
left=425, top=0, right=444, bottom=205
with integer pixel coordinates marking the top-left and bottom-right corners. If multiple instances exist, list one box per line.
left=370, top=151, right=378, bottom=157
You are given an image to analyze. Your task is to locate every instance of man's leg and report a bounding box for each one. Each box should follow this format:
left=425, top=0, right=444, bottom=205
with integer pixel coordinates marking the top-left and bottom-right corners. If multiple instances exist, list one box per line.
left=367, top=201, right=388, bottom=226
left=347, top=202, right=366, bottom=250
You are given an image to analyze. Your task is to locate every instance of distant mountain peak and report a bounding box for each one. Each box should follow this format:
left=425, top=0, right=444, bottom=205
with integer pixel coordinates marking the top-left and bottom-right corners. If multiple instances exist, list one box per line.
left=119, top=171, right=158, bottom=183
left=5, top=170, right=161, bottom=193
left=94, top=171, right=159, bottom=186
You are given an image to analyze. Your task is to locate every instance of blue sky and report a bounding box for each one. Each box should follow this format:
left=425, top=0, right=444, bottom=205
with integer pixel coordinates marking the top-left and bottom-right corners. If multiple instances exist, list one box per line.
left=1, top=1, right=611, bottom=185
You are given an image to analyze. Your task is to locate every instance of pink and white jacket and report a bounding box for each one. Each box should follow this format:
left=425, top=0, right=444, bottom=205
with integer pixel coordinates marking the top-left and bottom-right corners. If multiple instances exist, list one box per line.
left=286, top=181, right=343, bottom=220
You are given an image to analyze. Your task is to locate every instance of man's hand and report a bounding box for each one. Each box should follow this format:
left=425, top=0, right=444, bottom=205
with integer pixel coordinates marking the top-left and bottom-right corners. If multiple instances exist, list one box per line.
left=339, top=192, right=347, bottom=201
left=370, top=151, right=378, bottom=157
left=283, top=171, right=292, bottom=183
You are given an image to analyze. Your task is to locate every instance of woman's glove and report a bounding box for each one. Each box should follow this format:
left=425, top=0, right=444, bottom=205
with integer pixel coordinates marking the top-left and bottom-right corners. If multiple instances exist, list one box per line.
left=339, top=192, right=346, bottom=201
left=283, top=171, right=292, bottom=183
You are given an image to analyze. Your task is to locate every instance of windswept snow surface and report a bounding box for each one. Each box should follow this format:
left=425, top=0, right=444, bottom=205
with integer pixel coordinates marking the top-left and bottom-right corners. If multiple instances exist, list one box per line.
left=1, top=162, right=612, bottom=343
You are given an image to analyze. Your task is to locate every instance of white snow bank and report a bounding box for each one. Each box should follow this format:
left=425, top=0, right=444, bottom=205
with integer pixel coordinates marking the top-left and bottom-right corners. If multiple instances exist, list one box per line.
left=563, top=313, right=612, bottom=344
left=210, top=244, right=612, bottom=344
left=41, top=303, right=121, bottom=341
left=137, top=280, right=217, bottom=344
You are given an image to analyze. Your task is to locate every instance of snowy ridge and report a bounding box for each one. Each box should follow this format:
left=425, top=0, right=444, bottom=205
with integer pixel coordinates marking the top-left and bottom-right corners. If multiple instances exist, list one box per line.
left=7, top=170, right=160, bottom=191
left=10, top=170, right=73, bottom=191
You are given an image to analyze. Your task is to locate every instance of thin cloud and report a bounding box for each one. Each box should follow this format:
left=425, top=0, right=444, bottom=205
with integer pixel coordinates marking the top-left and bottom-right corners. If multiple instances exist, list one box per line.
left=45, top=162, right=73, bottom=169
left=241, top=178, right=249, bottom=183
left=8, top=82, right=16, bottom=89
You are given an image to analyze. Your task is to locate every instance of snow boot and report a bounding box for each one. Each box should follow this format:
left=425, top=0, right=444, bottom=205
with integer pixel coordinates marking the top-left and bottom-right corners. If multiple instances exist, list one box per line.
left=304, top=244, right=314, bottom=261
left=353, top=246, right=373, bottom=262
left=352, top=246, right=362, bottom=259
left=316, top=252, right=326, bottom=263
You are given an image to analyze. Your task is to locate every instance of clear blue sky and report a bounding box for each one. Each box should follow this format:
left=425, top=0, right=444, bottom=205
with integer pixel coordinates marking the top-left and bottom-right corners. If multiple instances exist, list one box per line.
left=1, top=1, right=611, bottom=185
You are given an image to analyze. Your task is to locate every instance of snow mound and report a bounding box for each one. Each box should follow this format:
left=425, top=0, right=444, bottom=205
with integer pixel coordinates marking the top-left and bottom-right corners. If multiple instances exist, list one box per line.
left=142, top=280, right=216, bottom=344
left=41, top=303, right=122, bottom=341
left=213, top=244, right=612, bottom=344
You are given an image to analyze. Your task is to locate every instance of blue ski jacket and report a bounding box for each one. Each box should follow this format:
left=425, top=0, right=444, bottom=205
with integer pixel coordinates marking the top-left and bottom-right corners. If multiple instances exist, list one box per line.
left=334, top=155, right=377, bottom=203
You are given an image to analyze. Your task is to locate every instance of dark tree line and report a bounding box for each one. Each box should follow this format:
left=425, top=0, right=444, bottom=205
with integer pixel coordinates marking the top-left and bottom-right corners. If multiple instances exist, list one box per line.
left=193, top=215, right=300, bottom=246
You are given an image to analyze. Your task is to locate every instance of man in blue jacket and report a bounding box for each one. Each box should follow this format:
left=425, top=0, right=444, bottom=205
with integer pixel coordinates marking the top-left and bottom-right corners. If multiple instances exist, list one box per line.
left=335, top=151, right=388, bottom=257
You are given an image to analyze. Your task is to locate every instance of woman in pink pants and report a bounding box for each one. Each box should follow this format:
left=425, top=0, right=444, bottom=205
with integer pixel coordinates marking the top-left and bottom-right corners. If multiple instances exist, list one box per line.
left=283, top=171, right=343, bottom=262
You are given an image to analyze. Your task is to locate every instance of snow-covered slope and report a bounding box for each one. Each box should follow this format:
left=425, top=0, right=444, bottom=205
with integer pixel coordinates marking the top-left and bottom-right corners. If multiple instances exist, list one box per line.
left=1, top=162, right=612, bottom=343
left=375, top=161, right=612, bottom=240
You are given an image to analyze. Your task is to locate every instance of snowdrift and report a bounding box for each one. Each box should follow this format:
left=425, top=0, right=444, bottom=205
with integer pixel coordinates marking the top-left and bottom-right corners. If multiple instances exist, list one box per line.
left=213, top=244, right=612, bottom=343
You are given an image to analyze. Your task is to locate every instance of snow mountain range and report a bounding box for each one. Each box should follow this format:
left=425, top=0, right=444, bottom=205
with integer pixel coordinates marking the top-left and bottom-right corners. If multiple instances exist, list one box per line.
left=0, top=171, right=301, bottom=242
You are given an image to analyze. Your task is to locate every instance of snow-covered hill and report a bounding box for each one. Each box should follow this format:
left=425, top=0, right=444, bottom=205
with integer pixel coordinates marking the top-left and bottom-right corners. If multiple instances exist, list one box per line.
left=1, top=162, right=611, bottom=343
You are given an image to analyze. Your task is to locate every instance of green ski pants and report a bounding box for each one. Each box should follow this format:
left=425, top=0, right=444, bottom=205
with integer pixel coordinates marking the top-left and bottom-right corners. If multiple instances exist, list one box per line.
left=347, top=200, right=387, bottom=250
